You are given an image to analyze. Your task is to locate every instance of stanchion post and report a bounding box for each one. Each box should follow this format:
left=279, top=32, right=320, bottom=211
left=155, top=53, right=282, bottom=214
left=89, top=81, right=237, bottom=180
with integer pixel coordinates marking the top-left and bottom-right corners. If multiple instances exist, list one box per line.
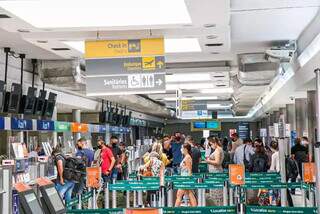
left=112, top=179, right=117, bottom=208
left=92, top=189, right=96, bottom=209
left=133, top=191, right=137, bottom=207
left=314, top=68, right=320, bottom=213
left=197, top=178, right=202, bottom=206
left=278, top=113, right=288, bottom=207
left=309, top=184, right=315, bottom=207
left=223, top=180, right=229, bottom=206
left=137, top=176, right=143, bottom=207
left=161, top=186, right=165, bottom=207
left=126, top=191, right=130, bottom=208
left=77, top=194, right=82, bottom=210
left=104, top=183, right=110, bottom=209
left=301, top=187, right=306, bottom=207
left=167, top=183, right=173, bottom=207
left=88, top=187, right=92, bottom=208
left=229, top=187, right=234, bottom=205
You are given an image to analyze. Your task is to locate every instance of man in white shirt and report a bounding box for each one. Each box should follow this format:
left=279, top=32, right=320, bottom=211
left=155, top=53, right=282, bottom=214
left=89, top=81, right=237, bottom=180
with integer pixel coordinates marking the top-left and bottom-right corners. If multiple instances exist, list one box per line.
left=269, top=141, right=280, bottom=172
left=230, top=133, right=243, bottom=155
left=233, top=138, right=255, bottom=169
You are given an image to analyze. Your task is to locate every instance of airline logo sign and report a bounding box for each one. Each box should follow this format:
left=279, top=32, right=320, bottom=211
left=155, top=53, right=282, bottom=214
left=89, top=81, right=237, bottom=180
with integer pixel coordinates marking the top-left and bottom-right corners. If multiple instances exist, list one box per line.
left=85, top=38, right=164, bottom=58
left=85, top=38, right=166, bottom=95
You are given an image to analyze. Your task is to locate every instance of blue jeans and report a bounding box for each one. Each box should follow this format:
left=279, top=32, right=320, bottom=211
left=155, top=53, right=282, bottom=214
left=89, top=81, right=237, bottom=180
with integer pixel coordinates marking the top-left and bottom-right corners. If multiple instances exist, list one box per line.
left=56, top=180, right=75, bottom=202
left=111, top=168, right=118, bottom=180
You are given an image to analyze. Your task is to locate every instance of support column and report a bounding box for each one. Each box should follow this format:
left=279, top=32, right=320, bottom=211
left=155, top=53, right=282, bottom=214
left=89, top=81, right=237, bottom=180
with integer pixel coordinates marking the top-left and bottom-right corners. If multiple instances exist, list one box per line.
left=314, top=69, right=320, bottom=212
left=295, top=98, right=308, bottom=138
left=52, top=106, right=58, bottom=148
left=307, top=91, right=316, bottom=161
left=72, top=109, right=81, bottom=141
left=286, top=104, right=296, bottom=152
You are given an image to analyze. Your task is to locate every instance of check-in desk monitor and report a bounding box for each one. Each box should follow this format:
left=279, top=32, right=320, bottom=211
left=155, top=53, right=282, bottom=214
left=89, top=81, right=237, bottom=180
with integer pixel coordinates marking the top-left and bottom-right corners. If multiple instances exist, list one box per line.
left=39, top=183, right=66, bottom=214
left=18, top=189, right=44, bottom=214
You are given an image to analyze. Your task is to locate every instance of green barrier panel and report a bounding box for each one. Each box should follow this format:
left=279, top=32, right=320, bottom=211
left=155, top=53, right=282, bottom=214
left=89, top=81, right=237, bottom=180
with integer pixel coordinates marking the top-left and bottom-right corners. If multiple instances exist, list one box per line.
left=242, top=182, right=304, bottom=190
left=66, top=191, right=93, bottom=209
left=173, top=183, right=223, bottom=190
left=66, top=198, right=79, bottom=209
left=246, top=172, right=280, bottom=177
left=163, top=206, right=236, bottom=214
left=199, top=162, right=208, bottom=173
left=109, top=183, right=159, bottom=191
left=82, top=191, right=93, bottom=201
left=166, top=175, right=202, bottom=182
left=246, top=206, right=317, bottom=214
left=67, top=208, right=124, bottom=214
left=206, top=173, right=229, bottom=178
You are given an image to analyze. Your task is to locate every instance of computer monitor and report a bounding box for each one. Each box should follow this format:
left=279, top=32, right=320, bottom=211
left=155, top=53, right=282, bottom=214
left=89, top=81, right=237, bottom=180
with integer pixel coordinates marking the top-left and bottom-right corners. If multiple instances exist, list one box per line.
left=39, top=184, right=65, bottom=214
left=34, top=90, right=47, bottom=116
left=43, top=92, right=57, bottom=118
left=18, top=189, right=44, bottom=214
left=8, top=83, right=22, bottom=113
left=24, top=87, right=37, bottom=115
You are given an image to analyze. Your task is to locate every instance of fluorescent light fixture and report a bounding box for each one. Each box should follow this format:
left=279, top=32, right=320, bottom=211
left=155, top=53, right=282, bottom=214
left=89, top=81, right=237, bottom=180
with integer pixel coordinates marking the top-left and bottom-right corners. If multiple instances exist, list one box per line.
left=163, top=96, right=218, bottom=101
left=166, top=73, right=210, bottom=83
left=165, top=38, right=201, bottom=53
left=64, top=38, right=201, bottom=54
left=0, top=0, right=191, bottom=28
left=298, top=33, right=320, bottom=67
left=200, top=88, right=234, bottom=94
left=166, top=83, right=214, bottom=90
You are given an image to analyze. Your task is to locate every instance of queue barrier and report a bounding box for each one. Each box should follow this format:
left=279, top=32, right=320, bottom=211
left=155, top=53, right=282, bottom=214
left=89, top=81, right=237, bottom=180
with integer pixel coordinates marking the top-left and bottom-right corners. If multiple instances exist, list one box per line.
left=67, top=172, right=315, bottom=211
left=66, top=206, right=317, bottom=214
left=66, top=191, right=93, bottom=209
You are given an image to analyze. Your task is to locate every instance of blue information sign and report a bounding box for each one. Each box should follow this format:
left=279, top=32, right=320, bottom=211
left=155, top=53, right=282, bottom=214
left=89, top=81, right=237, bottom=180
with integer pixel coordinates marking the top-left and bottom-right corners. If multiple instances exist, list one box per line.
left=11, top=118, right=33, bottom=130
left=37, top=120, right=55, bottom=131
left=0, top=117, right=5, bottom=130
left=99, top=125, right=107, bottom=133
left=238, top=122, right=250, bottom=140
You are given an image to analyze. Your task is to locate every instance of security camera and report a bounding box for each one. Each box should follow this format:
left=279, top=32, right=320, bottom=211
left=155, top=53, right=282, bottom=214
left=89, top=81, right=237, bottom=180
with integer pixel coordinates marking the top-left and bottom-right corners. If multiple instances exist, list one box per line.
left=266, top=112, right=269, bottom=115
left=289, top=96, right=294, bottom=101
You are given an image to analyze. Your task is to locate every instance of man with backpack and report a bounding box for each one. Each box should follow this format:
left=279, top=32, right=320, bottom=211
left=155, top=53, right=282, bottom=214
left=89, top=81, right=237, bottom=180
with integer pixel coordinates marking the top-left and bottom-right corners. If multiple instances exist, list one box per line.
left=291, top=138, right=308, bottom=179
left=76, top=138, right=94, bottom=167
left=249, top=139, right=269, bottom=172
left=233, top=138, right=255, bottom=171
left=52, top=146, right=75, bottom=202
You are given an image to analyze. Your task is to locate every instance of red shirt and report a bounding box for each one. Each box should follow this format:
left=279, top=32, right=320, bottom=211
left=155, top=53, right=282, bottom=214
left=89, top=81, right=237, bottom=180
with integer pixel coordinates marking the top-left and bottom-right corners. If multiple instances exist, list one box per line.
left=101, top=147, right=114, bottom=174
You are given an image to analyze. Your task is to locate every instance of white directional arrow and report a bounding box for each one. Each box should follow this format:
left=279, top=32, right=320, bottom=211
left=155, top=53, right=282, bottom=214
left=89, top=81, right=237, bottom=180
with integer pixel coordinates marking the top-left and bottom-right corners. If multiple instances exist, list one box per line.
left=156, top=79, right=163, bottom=86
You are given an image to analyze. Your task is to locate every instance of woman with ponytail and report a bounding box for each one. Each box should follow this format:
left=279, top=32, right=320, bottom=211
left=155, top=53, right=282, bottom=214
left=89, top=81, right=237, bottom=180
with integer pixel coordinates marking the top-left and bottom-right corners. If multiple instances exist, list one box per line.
left=175, top=143, right=197, bottom=207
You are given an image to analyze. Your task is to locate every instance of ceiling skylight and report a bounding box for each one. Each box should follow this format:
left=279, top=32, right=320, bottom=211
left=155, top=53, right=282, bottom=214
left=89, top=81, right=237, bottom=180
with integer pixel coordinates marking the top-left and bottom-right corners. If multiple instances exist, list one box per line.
left=0, top=0, right=191, bottom=28
left=64, top=38, right=201, bottom=54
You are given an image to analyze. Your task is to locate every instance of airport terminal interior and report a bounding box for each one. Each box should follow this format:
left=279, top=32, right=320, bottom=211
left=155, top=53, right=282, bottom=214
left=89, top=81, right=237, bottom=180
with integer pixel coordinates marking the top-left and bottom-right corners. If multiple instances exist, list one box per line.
left=0, top=0, right=320, bottom=214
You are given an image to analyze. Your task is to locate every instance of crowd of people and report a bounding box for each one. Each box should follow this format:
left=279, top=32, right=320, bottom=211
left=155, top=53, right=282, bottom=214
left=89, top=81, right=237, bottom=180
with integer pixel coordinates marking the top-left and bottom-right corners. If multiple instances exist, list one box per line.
left=51, top=131, right=310, bottom=207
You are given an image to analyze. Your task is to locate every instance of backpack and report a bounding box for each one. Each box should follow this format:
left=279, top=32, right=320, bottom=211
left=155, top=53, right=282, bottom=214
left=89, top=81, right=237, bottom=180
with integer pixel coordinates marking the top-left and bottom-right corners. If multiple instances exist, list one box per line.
left=77, top=150, right=89, bottom=167
left=56, top=154, right=86, bottom=183
left=243, top=145, right=250, bottom=171
left=251, top=154, right=268, bottom=172
left=286, top=156, right=299, bottom=179
left=222, top=151, right=232, bottom=169
left=295, top=150, right=307, bottom=163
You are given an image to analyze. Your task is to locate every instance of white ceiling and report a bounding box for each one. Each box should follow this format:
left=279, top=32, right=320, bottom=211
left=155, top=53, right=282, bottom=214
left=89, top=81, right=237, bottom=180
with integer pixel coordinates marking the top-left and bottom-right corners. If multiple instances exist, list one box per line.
left=0, top=0, right=319, bottom=118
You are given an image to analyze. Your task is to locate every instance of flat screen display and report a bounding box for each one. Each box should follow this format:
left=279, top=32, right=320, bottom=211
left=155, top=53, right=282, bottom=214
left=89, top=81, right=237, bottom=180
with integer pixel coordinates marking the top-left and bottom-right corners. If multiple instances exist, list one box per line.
left=191, top=120, right=221, bottom=131
left=45, top=187, right=65, bottom=212
left=24, top=192, right=43, bottom=214
left=193, top=121, right=206, bottom=129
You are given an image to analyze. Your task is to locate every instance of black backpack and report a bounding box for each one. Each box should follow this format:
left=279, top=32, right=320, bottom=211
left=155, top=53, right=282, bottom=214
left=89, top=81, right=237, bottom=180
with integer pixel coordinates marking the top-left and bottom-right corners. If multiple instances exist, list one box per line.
left=56, top=154, right=86, bottom=183
left=286, top=156, right=299, bottom=179
left=251, top=154, right=268, bottom=172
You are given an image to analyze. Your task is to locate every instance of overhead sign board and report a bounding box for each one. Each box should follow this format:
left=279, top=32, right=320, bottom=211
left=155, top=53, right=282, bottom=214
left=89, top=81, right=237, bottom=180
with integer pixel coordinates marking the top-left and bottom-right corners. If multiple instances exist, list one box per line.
left=181, top=110, right=209, bottom=119
left=55, top=121, right=70, bottom=132
left=86, top=56, right=165, bottom=75
left=86, top=73, right=165, bottom=95
left=238, top=122, right=250, bottom=140
left=86, top=38, right=166, bottom=95
left=11, top=118, right=33, bottom=130
left=85, top=38, right=164, bottom=58
left=37, top=120, right=55, bottom=131
left=181, top=99, right=207, bottom=111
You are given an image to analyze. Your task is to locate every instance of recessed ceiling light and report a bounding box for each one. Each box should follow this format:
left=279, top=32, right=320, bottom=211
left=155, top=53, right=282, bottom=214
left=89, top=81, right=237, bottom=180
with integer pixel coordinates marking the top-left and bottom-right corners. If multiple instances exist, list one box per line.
left=206, top=35, right=218, bottom=40
left=51, top=48, right=71, bottom=51
left=17, top=29, right=30, bottom=33
left=183, top=24, right=193, bottom=27
left=204, top=24, right=216, bottom=28
left=64, top=38, right=202, bottom=54
left=0, top=0, right=191, bottom=28
left=205, top=43, right=223, bottom=47
left=211, top=52, right=220, bottom=54
left=37, top=40, right=48, bottom=43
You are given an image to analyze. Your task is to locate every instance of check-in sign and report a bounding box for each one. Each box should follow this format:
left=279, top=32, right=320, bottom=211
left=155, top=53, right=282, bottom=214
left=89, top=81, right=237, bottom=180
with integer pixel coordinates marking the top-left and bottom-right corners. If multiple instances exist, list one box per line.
left=85, top=38, right=164, bottom=58
left=85, top=38, right=166, bottom=95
